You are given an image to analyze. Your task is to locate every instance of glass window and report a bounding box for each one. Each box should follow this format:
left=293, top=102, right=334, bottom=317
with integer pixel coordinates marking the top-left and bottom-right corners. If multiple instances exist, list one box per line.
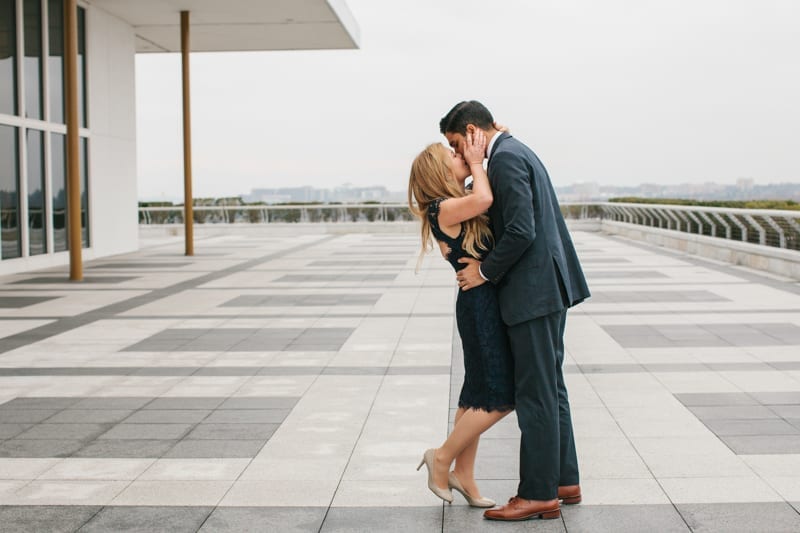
left=24, top=0, right=43, bottom=119
left=78, top=6, right=86, bottom=127
left=27, top=129, right=46, bottom=255
left=80, top=136, right=88, bottom=247
left=0, top=0, right=17, bottom=116
left=48, top=0, right=64, bottom=123
left=0, top=125, right=21, bottom=259
left=51, top=132, right=66, bottom=252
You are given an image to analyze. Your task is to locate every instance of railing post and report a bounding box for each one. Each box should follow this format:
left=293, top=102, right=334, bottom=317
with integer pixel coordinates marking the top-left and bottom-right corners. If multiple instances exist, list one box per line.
left=761, top=216, right=786, bottom=248
left=686, top=211, right=703, bottom=235
left=743, top=214, right=767, bottom=246
left=697, top=211, right=716, bottom=238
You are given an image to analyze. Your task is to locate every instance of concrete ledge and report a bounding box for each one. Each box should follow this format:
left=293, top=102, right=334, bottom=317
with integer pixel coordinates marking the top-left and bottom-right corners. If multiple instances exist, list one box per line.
left=139, top=222, right=419, bottom=240
left=601, top=220, right=800, bottom=280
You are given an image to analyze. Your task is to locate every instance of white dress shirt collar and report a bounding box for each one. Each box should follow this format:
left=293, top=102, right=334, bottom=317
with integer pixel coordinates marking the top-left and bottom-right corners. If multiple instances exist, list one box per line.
left=486, top=130, right=502, bottom=161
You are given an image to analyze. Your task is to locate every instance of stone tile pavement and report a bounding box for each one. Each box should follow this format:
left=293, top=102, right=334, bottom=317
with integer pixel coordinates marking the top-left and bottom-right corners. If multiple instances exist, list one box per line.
left=0, top=229, right=799, bottom=531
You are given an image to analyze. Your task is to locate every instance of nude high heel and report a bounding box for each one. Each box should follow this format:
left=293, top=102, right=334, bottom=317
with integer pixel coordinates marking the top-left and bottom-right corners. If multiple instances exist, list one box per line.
left=416, top=448, right=453, bottom=503
left=448, top=471, right=496, bottom=508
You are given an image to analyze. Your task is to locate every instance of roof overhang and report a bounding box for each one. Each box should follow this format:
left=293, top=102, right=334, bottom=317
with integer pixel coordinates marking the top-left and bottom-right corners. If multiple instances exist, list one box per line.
left=87, top=0, right=360, bottom=53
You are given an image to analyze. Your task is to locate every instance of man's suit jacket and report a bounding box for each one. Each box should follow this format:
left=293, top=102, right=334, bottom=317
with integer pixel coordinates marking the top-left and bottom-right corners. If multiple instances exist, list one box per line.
left=480, top=133, right=590, bottom=326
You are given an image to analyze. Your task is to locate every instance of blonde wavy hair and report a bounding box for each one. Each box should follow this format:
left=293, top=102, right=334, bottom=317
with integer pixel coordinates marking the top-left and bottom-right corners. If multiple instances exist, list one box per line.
left=408, top=143, right=493, bottom=271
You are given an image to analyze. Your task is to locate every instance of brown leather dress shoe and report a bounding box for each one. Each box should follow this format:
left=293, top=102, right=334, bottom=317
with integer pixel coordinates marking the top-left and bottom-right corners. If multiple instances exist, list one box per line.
left=558, top=484, right=582, bottom=505
left=483, top=496, right=560, bottom=521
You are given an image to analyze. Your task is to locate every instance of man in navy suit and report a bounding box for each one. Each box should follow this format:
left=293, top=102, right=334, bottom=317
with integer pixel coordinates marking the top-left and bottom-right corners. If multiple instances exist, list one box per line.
left=441, top=101, right=590, bottom=520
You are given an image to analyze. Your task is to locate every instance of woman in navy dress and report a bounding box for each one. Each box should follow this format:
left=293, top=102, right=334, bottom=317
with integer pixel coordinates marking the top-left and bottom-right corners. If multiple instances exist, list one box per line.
left=409, top=130, right=515, bottom=507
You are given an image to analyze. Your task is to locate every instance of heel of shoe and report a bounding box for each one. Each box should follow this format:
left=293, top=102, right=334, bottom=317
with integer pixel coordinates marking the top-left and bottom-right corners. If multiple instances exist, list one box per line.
left=561, top=495, right=581, bottom=505
left=540, top=509, right=561, bottom=520
left=416, top=457, right=424, bottom=471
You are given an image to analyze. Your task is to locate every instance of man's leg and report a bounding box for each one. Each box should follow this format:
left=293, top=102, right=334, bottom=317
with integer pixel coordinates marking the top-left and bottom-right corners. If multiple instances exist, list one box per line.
left=556, top=309, right=579, bottom=486
left=507, top=310, right=563, bottom=500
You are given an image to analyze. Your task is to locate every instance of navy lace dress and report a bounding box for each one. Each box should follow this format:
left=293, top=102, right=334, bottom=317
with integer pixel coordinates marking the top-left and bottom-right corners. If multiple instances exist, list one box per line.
left=428, top=198, right=515, bottom=413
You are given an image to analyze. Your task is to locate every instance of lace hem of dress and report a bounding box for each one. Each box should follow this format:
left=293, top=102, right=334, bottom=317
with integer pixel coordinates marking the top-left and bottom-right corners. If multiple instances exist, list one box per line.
left=458, top=402, right=515, bottom=413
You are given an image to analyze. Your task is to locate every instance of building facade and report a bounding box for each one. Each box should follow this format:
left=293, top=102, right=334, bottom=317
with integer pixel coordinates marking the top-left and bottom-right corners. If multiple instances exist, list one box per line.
left=0, top=0, right=358, bottom=275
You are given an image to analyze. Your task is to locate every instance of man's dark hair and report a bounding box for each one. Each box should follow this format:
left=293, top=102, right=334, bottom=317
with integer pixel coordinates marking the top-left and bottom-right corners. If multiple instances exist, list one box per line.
left=439, top=100, right=494, bottom=135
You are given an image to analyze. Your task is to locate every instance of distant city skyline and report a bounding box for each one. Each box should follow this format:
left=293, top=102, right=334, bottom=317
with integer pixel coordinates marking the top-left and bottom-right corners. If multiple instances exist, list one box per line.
left=138, top=179, right=800, bottom=204
left=135, top=1, right=800, bottom=201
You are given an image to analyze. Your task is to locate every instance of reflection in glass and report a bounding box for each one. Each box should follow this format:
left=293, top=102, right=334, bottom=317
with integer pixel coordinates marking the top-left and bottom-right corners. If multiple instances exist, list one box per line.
left=27, top=129, right=46, bottom=255
left=78, top=7, right=86, bottom=127
left=80, top=137, right=89, bottom=247
left=48, top=0, right=64, bottom=123
left=51, top=133, right=67, bottom=252
left=0, top=125, right=21, bottom=259
left=24, top=0, right=43, bottom=119
left=0, top=0, right=17, bottom=116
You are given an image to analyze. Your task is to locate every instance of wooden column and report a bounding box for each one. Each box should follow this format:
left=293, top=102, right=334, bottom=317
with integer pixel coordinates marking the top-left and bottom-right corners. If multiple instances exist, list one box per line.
left=181, top=11, right=194, bottom=256
left=64, top=0, right=82, bottom=280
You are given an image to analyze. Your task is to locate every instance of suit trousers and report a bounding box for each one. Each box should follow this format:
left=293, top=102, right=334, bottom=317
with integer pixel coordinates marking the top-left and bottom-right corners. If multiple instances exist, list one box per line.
left=507, top=307, right=579, bottom=500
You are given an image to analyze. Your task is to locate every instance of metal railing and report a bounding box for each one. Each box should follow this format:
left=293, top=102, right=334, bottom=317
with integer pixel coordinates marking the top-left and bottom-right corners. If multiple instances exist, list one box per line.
left=138, top=202, right=800, bottom=252
left=598, top=202, right=800, bottom=251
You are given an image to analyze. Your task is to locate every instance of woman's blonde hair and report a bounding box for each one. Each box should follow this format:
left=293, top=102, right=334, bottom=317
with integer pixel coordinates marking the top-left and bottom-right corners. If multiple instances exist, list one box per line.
left=408, top=143, right=493, bottom=271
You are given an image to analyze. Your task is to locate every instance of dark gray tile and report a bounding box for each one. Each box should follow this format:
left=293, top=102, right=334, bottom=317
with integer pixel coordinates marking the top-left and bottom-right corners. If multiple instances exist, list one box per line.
left=561, top=504, right=688, bottom=533
left=321, top=507, right=442, bottom=533
left=16, top=423, right=110, bottom=441
left=0, top=409, right=59, bottom=423
left=143, top=397, right=225, bottom=410
left=71, top=397, right=152, bottom=410
left=218, top=397, right=299, bottom=409
left=186, top=423, right=278, bottom=440
left=0, top=505, right=101, bottom=533
left=386, top=366, right=452, bottom=375
left=163, top=439, right=265, bottom=458
left=192, top=367, right=260, bottom=376
left=47, top=409, right=133, bottom=424
left=675, top=393, right=758, bottom=407
left=720, top=435, right=800, bottom=454
left=222, top=293, right=381, bottom=307
left=123, top=410, right=211, bottom=424
left=0, top=296, right=59, bottom=308
left=74, top=439, right=177, bottom=458
left=0, top=397, right=80, bottom=410
left=79, top=506, right=212, bottom=533
left=703, top=418, right=800, bottom=436
left=0, top=423, right=33, bottom=439
left=200, top=507, right=327, bottom=533
left=445, top=504, right=565, bottom=532
left=581, top=257, right=632, bottom=264
left=98, top=423, right=193, bottom=440
left=678, top=502, right=800, bottom=532
left=204, top=409, right=290, bottom=424
left=689, top=405, right=779, bottom=420
left=0, top=439, right=84, bottom=457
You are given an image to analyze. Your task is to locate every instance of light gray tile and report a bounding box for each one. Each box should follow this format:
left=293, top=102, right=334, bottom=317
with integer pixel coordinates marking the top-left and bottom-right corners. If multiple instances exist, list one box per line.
left=163, top=439, right=265, bottom=458
left=218, top=397, right=299, bottom=409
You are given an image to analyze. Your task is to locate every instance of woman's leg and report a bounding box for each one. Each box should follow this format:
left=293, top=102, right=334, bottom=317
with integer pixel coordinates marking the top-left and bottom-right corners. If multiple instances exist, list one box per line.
left=452, top=408, right=481, bottom=496
left=434, top=408, right=510, bottom=490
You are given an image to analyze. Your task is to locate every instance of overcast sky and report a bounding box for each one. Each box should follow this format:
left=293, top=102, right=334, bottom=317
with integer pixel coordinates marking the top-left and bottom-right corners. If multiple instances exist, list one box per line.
left=135, top=0, right=800, bottom=201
